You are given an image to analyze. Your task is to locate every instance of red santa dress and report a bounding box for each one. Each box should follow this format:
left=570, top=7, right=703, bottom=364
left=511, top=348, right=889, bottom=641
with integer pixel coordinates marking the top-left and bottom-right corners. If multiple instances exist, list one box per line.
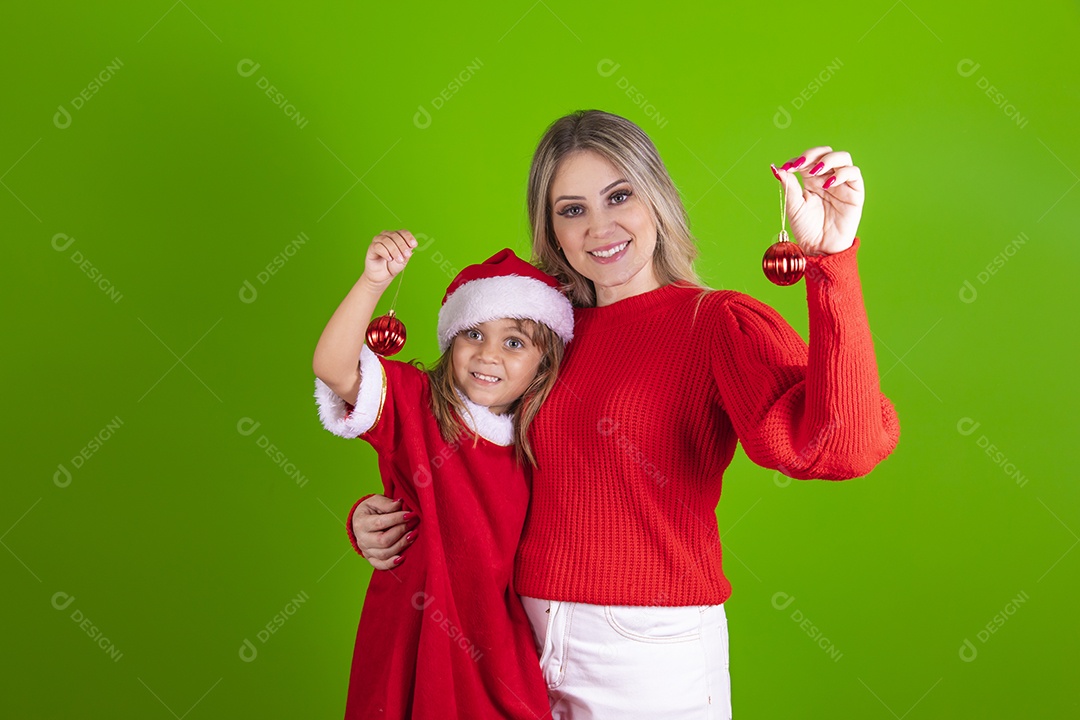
left=314, top=344, right=551, bottom=720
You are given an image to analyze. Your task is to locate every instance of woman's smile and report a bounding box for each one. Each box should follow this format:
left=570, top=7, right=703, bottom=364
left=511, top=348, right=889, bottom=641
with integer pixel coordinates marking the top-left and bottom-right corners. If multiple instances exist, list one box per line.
left=587, top=239, right=631, bottom=261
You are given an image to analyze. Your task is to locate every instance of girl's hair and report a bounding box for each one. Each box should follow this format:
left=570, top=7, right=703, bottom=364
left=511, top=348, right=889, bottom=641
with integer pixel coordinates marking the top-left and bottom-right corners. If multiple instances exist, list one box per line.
left=421, top=318, right=564, bottom=466
left=527, top=109, right=703, bottom=307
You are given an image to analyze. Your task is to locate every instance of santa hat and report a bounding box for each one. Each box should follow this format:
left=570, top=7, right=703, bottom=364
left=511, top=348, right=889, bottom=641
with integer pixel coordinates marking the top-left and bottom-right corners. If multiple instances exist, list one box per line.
left=437, top=248, right=574, bottom=352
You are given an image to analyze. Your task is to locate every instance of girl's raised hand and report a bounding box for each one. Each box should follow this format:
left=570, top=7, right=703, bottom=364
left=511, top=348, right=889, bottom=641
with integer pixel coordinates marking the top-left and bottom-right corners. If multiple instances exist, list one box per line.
left=363, top=229, right=419, bottom=289
left=770, top=147, right=864, bottom=256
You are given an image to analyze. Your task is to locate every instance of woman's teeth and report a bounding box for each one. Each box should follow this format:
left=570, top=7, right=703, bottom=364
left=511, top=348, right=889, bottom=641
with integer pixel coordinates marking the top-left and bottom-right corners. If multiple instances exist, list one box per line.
left=472, top=372, right=500, bottom=383
left=589, top=241, right=629, bottom=258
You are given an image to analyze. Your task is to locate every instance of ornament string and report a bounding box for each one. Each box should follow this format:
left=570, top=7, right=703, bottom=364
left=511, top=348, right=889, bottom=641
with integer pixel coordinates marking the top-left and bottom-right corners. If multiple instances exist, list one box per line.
left=387, top=261, right=406, bottom=312
left=778, top=177, right=788, bottom=242
left=762, top=172, right=806, bottom=286
left=365, top=258, right=410, bottom=356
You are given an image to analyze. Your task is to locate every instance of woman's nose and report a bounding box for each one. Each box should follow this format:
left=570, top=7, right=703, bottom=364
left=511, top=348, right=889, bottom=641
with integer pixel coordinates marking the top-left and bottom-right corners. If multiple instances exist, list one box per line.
left=588, top=210, right=616, bottom=238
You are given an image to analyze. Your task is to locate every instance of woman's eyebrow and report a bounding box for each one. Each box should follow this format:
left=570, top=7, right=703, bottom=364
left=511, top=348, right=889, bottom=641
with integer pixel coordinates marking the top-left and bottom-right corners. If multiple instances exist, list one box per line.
left=553, top=179, right=628, bottom=203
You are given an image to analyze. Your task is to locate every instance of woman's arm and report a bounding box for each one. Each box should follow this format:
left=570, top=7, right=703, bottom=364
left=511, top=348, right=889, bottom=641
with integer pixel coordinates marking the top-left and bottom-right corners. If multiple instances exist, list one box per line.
left=712, top=241, right=899, bottom=479
left=312, top=230, right=417, bottom=402
left=712, top=149, right=896, bottom=478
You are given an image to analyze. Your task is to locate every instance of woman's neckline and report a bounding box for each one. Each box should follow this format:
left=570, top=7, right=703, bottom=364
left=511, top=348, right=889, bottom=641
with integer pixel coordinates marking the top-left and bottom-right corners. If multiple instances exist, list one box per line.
left=576, top=283, right=704, bottom=324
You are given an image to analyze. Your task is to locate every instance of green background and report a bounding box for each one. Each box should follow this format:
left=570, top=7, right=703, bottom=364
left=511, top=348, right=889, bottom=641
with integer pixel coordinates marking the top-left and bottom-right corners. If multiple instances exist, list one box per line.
left=3, top=1, right=1077, bottom=717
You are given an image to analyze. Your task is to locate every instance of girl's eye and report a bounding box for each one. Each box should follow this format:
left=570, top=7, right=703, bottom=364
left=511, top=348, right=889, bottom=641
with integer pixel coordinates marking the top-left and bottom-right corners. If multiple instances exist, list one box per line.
left=506, top=338, right=524, bottom=350
left=556, top=204, right=583, bottom=218
left=611, top=189, right=631, bottom=204
left=466, top=329, right=482, bottom=341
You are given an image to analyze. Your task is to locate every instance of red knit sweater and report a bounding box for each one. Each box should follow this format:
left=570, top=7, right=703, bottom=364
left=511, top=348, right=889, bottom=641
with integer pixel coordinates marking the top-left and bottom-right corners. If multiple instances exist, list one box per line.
left=514, top=239, right=900, bottom=606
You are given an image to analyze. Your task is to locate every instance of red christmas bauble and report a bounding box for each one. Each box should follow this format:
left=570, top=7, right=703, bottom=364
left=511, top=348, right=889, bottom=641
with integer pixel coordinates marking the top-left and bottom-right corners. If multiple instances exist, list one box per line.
left=762, top=233, right=806, bottom=286
left=366, top=310, right=407, bottom=356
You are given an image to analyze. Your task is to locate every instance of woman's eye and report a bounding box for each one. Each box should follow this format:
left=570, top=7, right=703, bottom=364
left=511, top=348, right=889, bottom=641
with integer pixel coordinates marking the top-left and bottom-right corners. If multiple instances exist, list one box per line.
left=556, top=205, right=583, bottom=218
left=611, top=190, right=631, bottom=204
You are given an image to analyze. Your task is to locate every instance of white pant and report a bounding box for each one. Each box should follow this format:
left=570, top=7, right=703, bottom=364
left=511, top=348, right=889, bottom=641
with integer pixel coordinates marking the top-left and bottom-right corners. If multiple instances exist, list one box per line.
left=521, top=595, right=732, bottom=719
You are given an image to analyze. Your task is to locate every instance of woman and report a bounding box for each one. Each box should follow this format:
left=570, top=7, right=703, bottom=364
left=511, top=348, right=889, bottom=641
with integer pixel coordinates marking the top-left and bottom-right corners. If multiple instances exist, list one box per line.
left=343, top=110, right=899, bottom=718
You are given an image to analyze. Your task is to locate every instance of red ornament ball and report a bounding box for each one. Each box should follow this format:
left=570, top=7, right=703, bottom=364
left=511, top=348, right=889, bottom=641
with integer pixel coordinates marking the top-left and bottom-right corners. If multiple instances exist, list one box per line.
left=366, top=310, right=407, bottom=356
left=762, top=234, right=806, bottom=286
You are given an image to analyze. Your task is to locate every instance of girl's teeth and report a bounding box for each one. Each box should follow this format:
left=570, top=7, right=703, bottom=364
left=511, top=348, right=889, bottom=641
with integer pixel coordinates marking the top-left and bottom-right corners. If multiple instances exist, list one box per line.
left=590, top=241, right=628, bottom=258
left=473, top=372, right=499, bottom=382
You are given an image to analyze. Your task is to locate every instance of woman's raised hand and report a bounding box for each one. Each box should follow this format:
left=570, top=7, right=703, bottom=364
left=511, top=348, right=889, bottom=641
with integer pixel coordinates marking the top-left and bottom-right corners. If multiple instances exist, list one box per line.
left=364, top=230, right=418, bottom=289
left=770, top=148, right=864, bottom=256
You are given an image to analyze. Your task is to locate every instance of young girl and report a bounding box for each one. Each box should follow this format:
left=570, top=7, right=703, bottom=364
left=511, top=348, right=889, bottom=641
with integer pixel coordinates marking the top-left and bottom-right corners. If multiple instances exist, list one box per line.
left=312, top=230, right=574, bottom=720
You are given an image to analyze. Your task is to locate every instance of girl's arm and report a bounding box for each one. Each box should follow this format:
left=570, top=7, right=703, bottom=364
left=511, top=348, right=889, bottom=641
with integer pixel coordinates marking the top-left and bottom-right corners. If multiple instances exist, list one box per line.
left=313, top=230, right=417, bottom=403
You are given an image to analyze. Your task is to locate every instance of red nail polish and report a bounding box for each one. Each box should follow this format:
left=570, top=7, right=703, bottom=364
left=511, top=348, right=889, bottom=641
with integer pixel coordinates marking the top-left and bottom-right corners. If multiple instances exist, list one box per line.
left=781, top=162, right=793, bottom=171
left=771, top=164, right=782, bottom=180
left=793, top=156, right=806, bottom=167
left=823, top=176, right=837, bottom=189
left=403, top=512, right=415, bottom=521
left=394, top=498, right=403, bottom=503
left=406, top=530, right=418, bottom=542
left=393, top=556, right=404, bottom=566
left=809, top=162, right=825, bottom=175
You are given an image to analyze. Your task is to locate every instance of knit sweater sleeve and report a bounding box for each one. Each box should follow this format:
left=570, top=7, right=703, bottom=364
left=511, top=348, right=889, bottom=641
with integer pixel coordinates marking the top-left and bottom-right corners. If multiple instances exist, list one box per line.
left=708, top=238, right=899, bottom=479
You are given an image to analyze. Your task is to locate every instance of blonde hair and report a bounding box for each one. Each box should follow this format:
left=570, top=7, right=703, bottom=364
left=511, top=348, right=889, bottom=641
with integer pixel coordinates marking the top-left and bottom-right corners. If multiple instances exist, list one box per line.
left=527, top=110, right=702, bottom=307
left=419, top=318, right=564, bottom=467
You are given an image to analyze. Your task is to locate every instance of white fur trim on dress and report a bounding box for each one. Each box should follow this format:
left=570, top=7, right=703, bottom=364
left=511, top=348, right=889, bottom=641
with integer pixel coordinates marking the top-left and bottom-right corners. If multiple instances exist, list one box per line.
left=455, top=389, right=514, bottom=446
left=313, top=345, right=386, bottom=438
left=437, top=275, right=574, bottom=351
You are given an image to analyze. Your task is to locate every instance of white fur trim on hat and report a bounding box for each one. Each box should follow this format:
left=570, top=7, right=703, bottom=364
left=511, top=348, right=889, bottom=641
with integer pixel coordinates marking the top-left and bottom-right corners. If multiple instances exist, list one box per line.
left=437, top=275, right=574, bottom=352
left=313, top=345, right=385, bottom=438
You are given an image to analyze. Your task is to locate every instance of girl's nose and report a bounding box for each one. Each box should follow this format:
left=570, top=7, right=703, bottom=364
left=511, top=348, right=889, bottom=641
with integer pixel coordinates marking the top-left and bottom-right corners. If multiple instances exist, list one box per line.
left=477, top=339, right=500, bottom=363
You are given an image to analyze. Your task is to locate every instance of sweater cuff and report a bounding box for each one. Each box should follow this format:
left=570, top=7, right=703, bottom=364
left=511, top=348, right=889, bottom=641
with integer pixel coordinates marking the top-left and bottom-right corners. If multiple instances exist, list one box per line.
left=804, top=235, right=859, bottom=275
left=803, top=236, right=861, bottom=303
left=346, top=494, right=377, bottom=557
left=313, top=345, right=385, bottom=438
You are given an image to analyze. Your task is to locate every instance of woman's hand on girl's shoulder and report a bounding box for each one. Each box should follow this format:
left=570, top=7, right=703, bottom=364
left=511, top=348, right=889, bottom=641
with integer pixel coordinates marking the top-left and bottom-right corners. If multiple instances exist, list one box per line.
left=771, top=148, right=863, bottom=256
left=363, top=230, right=419, bottom=290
